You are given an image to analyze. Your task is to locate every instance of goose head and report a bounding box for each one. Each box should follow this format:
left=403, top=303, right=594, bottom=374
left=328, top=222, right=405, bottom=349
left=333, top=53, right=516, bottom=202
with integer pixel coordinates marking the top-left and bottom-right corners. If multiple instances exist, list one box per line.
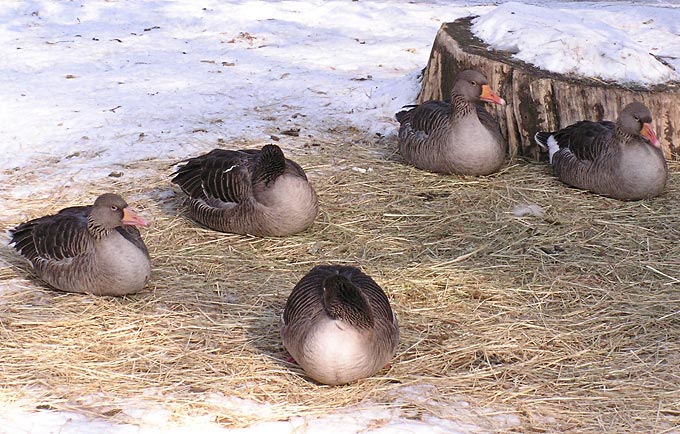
left=618, top=102, right=660, bottom=148
left=90, top=193, right=148, bottom=230
left=451, top=70, right=505, bottom=105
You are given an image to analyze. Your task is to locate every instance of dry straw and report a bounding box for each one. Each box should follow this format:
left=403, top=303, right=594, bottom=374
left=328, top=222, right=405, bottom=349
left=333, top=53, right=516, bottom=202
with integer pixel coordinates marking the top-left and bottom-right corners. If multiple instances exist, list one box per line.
left=1, top=133, right=678, bottom=432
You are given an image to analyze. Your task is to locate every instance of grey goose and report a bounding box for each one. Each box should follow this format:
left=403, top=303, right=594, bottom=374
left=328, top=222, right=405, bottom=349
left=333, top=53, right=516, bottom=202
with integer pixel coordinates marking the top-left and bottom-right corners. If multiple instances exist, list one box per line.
left=10, top=193, right=151, bottom=296
left=280, top=265, right=399, bottom=386
left=534, top=101, right=667, bottom=200
left=396, top=69, right=506, bottom=175
left=171, top=144, right=318, bottom=236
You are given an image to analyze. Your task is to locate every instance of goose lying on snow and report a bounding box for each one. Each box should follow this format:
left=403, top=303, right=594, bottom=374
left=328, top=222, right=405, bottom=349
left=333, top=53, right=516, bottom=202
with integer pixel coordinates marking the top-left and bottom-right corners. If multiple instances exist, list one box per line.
left=535, top=101, right=667, bottom=201
left=171, top=144, right=318, bottom=236
left=396, top=69, right=506, bottom=175
left=10, top=193, right=151, bottom=296
left=280, top=265, right=399, bottom=386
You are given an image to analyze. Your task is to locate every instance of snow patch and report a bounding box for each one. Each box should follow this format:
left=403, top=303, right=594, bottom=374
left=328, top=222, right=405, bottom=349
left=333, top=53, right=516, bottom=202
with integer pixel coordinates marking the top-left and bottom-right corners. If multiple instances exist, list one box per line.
left=472, top=2, right=679, bottom=85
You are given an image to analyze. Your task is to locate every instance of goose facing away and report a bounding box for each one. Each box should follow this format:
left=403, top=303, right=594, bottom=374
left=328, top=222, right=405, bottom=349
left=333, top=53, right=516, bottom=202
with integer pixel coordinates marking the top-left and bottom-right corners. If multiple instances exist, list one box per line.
left=171, top=144, right=318, bottom=236
left=534, top=101, right=667, bottom=200
left=396, top=69, right=506, bottom=175
left=9, top=193, right=151, bottom=296
left=280, top=265, right=399, bottom=386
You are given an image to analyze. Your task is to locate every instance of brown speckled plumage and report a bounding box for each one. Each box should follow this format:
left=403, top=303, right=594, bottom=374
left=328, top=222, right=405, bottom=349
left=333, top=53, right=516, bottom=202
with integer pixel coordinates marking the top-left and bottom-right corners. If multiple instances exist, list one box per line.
left=535, top=102, right=668, bottom=201
left=171, top=144, right=318, bottom=236
left=396, top=70, right=506, bottom=175
left=280, top=265, right=399, bottom=385
left=10, top=193, right=151, bottom=296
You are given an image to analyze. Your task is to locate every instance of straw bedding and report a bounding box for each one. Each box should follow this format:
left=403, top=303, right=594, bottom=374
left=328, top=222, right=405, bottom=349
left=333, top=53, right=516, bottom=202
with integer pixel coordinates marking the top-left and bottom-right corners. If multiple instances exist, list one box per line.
left=0, top=132, right=678, bottom=432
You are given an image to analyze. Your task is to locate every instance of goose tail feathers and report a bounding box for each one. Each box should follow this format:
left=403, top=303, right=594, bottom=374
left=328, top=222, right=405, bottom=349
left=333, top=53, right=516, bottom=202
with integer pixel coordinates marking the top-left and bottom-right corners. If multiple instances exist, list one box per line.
left=534, top=131, right=559, bottom=164
left=395, top=105, right=418, bottom=124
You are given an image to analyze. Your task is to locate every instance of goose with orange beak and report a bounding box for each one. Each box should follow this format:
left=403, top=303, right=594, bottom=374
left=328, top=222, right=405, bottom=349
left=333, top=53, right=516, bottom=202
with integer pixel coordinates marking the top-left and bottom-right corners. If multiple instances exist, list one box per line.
left=535, top=101, right=667, bottom=200
left=10, top=193, right=151, bottom=295
left=396, top=69, right=507, bottom=175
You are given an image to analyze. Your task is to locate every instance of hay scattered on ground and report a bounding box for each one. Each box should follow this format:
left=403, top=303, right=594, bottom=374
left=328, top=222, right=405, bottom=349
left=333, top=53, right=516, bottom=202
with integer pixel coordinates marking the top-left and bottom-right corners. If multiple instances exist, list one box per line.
left=1, top=133, right=679, bottom=432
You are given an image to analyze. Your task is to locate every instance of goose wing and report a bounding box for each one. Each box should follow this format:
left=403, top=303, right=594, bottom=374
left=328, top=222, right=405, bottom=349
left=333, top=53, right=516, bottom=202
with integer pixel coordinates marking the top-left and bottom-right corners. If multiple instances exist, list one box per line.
left=396, top=100, right=451, bottom=135
left=282, top=265, right=395, bottom=327
left=281, top=266, right=325, bottom=326
left=10, top=206, right=94, bottom=262
left=116, top=226, right=149, bottom=257
left=551, top=121, right=615, bottom=161
left=172, top=149, right=257, bottom=204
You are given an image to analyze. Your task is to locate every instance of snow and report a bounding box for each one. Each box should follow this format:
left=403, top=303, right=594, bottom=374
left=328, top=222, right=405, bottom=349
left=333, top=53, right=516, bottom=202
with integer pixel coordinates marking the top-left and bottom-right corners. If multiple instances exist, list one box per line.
left=0, top=0, right=479, bottom=193
left=1, top=0, right=677, bottom=195
left=1, top=386, right=521, bottom=434
left=1, top=0, right=678, bottom=432
left=472, top=2, right=680, bottom=85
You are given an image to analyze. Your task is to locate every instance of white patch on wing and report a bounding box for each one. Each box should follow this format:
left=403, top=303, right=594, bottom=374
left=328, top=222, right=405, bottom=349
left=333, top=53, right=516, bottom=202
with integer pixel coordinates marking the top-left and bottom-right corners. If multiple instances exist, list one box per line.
left=547, top=135, right=559, bottom=164
left=223, top=164, right=237, bottom=173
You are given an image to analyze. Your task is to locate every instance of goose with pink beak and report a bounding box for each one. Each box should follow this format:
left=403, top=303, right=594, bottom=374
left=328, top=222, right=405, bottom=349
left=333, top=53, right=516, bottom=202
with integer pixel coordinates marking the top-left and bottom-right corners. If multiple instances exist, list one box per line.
left=535, top=101, right=667, bottom=200
left=10, top=193, right=151, bottom=295
left=396, top=69, right=507, bottom=176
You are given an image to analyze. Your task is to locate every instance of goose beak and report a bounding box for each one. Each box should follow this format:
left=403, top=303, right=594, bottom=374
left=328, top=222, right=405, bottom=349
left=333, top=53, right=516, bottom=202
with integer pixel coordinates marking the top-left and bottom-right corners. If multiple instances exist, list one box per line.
left=480, top=84, right=505, bottom=105
left=122, top=207, right=148, bottom=227
left=641, top=122, right=660, bottom=148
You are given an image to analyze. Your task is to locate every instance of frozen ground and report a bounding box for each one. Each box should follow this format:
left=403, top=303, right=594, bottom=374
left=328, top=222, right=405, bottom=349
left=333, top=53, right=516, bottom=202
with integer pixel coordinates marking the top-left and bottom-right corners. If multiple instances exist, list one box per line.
left=1, top=0, right=678, bottom=432
left=2, top=0, right=678, bottom=197
left=1, top=386, right=524, bottom=434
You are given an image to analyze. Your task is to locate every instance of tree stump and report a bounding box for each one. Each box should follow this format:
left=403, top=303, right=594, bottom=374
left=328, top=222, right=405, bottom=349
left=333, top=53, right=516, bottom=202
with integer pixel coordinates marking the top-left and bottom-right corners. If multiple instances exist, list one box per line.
left=418, top=17, right=680, bottom=161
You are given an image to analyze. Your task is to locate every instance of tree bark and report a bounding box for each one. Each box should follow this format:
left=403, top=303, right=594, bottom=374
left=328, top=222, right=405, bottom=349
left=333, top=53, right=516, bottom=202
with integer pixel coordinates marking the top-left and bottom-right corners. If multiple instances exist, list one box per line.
left=418, top=17, right=680, bottom=161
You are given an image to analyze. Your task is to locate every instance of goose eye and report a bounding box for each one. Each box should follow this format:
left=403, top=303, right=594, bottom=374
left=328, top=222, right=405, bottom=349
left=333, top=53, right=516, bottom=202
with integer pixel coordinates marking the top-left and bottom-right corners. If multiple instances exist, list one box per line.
left=110, top=205, right=118, bottom=211
left=470, top=81, right=477, bottom=86
left=634, top=116, right=640, bottom=122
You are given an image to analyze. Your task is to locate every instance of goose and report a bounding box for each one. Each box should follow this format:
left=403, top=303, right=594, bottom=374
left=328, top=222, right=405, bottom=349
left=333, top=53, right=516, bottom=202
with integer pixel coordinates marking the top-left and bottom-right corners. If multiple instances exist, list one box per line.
left=280, top=265, right=399, bottom=386
left=534, top=101, right=667, bottom=200
left=9, top=193, right=151, bottom=296
left=171, top=144, right=318, bottom=236
left=396, top=69, right=506, bottom=175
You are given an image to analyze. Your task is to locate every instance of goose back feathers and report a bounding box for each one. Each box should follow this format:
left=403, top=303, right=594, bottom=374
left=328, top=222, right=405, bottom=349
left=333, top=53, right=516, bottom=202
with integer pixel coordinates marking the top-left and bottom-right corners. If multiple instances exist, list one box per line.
left=535, top=101, right=667, bottom=200
left=10, top=193, right=151, bottom=296
left=280, top=265, right=399, bottom=385
left=171, top=144, right=318, bottom=236
left=396, top=69, right=506, bottom=175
